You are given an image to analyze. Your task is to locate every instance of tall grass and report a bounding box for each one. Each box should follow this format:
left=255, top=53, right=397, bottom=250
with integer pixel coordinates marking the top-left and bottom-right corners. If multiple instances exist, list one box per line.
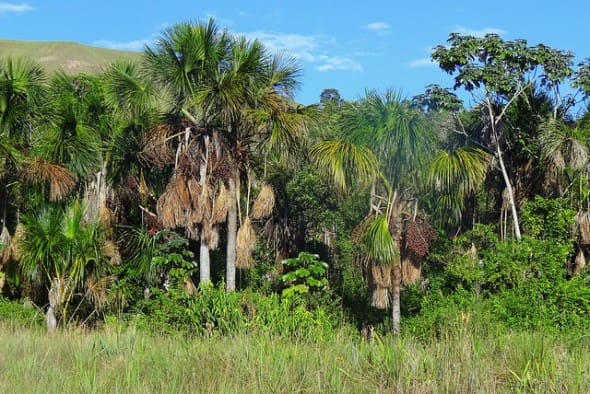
left=1, top=319, right=589, bottom=393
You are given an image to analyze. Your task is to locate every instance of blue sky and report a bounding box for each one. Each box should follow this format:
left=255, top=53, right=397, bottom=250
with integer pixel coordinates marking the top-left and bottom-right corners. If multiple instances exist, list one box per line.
left=1, top=1, right=590, bottom=106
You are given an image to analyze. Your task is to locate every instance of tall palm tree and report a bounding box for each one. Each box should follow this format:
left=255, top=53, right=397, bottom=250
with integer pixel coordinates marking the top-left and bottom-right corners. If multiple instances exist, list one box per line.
left=143, top=19, right=307, bottom=290
left=0, top=57, right=45, bottom=234
left=312, top=89, right=433, bottom=333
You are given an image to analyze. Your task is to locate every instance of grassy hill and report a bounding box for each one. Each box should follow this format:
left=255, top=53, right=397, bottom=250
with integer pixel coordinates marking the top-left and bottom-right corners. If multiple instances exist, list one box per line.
left=0, top=39, right=142, bottom=75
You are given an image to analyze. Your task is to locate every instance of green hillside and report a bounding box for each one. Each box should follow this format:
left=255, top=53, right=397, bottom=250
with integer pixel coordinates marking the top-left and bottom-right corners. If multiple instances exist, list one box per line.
left=0, top=39, right=142, bottom=74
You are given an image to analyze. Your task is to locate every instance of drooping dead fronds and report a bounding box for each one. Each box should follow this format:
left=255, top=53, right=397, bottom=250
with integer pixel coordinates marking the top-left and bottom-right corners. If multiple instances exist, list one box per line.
left=207, top=226, right=220, bottom=250
left=183, top=277, right=197, bottom=295
left=174, top=174, right=191, bottom=210
left=370, top=264, right=392, bottom=288
left=401, top=256, right=422, bottom=285
left=371, top=287, right=390, bottom=309
left=577, top=211, right=590, bottom=244
left=251, top=183, right=275, bottom=220
left=236, top=217, right=256, bottom=269
left=198, top=184, right=212, bottom=223
left=573, top=249, right=586, bottom=276
left=99, top=206, right=115, bottom=230
left=23, top=157, right=76, bottom=201
left=85, top=275, right=115, bottom=311
left=142, top=124, right=174, bottom=168
left=211, top=184, right=230, bottom=225
left=187, top=177, right=201, bottom=210
left=0, top=226, right=11, bottom=264
left=103, top=240, right=121, bottom=265
left=156, top=184, right=184, bottom=229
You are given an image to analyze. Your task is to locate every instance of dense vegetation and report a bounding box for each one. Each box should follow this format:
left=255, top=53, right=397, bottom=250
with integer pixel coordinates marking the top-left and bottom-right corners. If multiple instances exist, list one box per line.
left=2, top=18, right=590, bottom=367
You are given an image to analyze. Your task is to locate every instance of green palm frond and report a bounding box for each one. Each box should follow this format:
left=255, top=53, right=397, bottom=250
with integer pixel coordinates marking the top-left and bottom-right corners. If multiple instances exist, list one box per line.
left=310, top=138, right=378, bottom=191
left=428, top=146, right=490, bottom=196
left=363, top=215, right=398, bottom=265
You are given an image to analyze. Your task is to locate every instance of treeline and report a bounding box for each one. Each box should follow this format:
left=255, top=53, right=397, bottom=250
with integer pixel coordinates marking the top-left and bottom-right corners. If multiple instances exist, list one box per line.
left=1, top=19, right=590, bottom=335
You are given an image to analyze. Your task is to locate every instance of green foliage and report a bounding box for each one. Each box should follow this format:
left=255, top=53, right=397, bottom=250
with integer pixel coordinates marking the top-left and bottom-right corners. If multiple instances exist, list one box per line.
left=520, top=196, right=575, bottom=241
left=281, top=252, right=329, bottom=297
left=133, top=285, right=340, bottom=339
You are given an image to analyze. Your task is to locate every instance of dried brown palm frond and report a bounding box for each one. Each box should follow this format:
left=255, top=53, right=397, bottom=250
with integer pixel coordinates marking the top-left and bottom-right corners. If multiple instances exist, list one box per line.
left=251, top=183, right=275, bottom=220
left=103, top=240, right=121, bottom=265
left=174, top=174, right=191, bottom=210
left=236, top=217, right=256, bottom=269
left=211, top=184, right=230, bottom=225
left=573, top=249, right=586, bottom=276
left=142, top=123, right=174, bottom=168
left=189, top=208, right=203, bottom=226
left=99, top=206, right=115, bottom=230
left=370, top=264, right=392, bottom=288
left=568, top=139, right=588, bottom=171
left=576, top=211, right=590, bottom=244
left=207, top=226, right=220, bottom=250
left=0, top=226, right=11, bottom=264
left=198, top=184, right=212, bottom=223
left=401, top=256, right=421, bottom=285
left=371, top=287, right=390, bottom=309
left=23, top=157, right=76, bottom=201
left=85, top=275, right=115, bottom=311
left=157, top=186, right=184, bottom=228
left=187, top=176, right=201, bottom=210
left=10, top=223, right=24, bottom=261
left=138, top=170, right=149, bottom=197
left=183, top=277, right=197, bottom=296
left=187, top=224, right=200, bottom=241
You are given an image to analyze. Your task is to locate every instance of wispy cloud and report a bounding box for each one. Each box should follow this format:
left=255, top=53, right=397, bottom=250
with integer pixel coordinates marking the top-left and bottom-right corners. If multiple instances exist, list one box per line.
left=242, top=30, right=362, bottom=72
left=451, top=25, right=507, bottom=37
left=0, top=2, right=33, bottom=13
left=317, top=55, right=362, bottom=72
left=363, top=22, right=391, bottom=35
left=94, top=39, right=153, bottom=52
left=242, top=31, right=322, bottom=62
left=408, top=57, right=435, bottom=68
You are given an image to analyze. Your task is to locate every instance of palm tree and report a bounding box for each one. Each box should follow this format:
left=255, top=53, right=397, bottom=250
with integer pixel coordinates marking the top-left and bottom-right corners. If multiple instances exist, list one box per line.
left=143, top=19, right=307, bottom=290
left=19, top=200, right=110, bottom=330
left=312, top=89, right=433, bottom=333
left=0, top=57, right=45, bottom=237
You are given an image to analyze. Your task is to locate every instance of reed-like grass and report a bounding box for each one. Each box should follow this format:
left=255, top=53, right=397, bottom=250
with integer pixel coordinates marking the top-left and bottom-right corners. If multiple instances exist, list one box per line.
left=1, top=319, right=589, bottom=393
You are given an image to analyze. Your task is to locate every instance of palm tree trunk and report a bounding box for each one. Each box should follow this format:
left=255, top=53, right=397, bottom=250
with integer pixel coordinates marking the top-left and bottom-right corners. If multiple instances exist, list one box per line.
left=391, top=263, right=401, bottom=334
left=199, top=134, right=211, bottom=284
left=199, top=238, right=211, bottom=284
left=226, top=176, right=238, bottom=291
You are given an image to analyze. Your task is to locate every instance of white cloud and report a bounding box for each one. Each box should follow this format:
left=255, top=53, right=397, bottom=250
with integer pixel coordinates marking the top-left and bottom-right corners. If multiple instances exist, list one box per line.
left=452, top=25, right=507, bottom=37
left=241, top=30, right=322, bottom=62
left=408, top=57, right=435, bottom=68
left=94, top=39, right=153, bottom=52
left=0, top=2, right=33, bottom=13
left=363, top=22, right=391, bottom=34
left=317, top=55, right=362, bottom=72
left=242, top=31, right=363, bottom=73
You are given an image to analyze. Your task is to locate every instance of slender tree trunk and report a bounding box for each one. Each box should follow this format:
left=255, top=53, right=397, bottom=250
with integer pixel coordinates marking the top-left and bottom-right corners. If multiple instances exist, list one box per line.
left=391, top=263, right=401, bottom=334
left=226, top=176, right=238, bottom=291
left=199, top=134, right=211, bottom=284
left=496, top=144, right=522, bottom=241
left=199, top=238, right=211, bottom=284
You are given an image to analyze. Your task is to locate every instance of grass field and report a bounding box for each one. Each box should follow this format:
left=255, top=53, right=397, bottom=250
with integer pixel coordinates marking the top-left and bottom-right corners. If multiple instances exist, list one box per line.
left=0, top=39, right=141, bottom=75
left=1, top=318, right=589, bottom=393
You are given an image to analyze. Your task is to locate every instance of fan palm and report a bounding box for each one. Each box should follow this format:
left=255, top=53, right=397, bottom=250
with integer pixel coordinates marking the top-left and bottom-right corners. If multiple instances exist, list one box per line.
left=143, top=19, right=308, bottom=290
